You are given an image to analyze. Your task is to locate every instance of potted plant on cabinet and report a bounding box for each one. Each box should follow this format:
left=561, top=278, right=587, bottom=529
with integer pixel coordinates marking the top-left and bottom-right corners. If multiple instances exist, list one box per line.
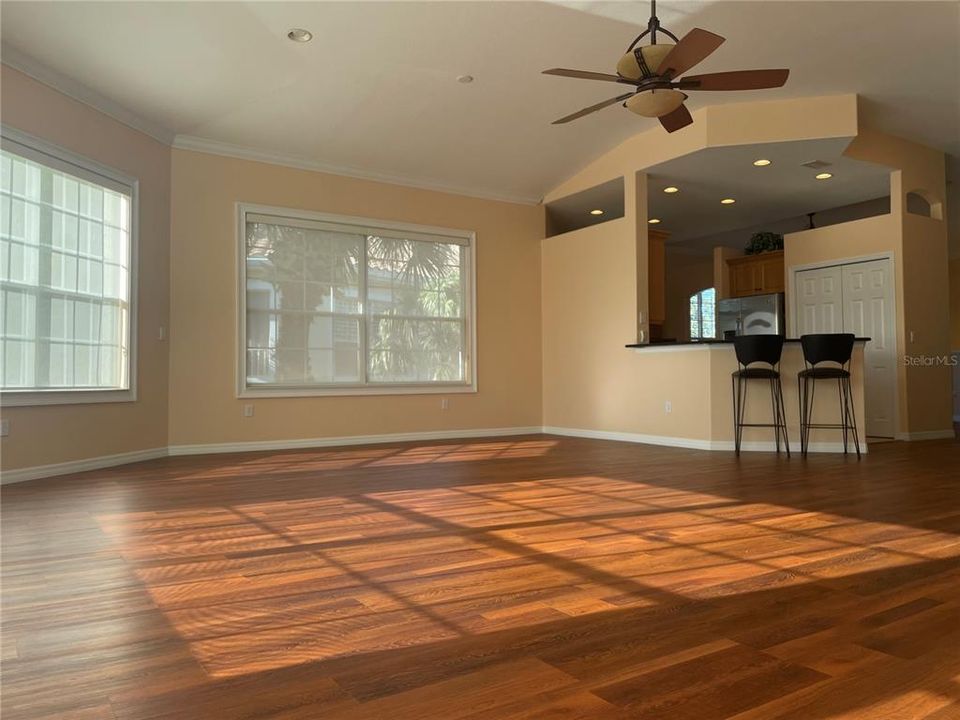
left=744, top=231, right=784, bottom=255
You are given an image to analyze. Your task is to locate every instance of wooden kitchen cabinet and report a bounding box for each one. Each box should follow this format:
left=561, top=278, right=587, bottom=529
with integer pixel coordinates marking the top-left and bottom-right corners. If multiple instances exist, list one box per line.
left=727, top=251, right=784, bottom=297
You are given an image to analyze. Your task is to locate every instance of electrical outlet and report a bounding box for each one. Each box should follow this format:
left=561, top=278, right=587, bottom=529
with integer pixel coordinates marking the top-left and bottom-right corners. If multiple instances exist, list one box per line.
left=664, top=400, right=672, bottom=414
left=0, top=418, right=9, bottom=437
left=243, top=404, right=254, bottom=418
left=158, top=325, right=166, bottom=341
left=440, top=398, right=449, bottom=410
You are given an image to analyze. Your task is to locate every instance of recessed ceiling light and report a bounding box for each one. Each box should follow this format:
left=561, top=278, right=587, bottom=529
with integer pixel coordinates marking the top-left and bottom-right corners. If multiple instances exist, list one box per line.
left=648, top=218, right=661, bottom=224
left=720, top=198, right=736, bottom=205
left=663, top=186, right=679, bottom=194
left=753, top=159, right=771, bottom=167
left=589, top=209, right=604, bottom=216
left=287, top=28, right=313, bottom=43
left=815, top=172, right=833, bottom=180
left=457, top=74, right=474, bottom=84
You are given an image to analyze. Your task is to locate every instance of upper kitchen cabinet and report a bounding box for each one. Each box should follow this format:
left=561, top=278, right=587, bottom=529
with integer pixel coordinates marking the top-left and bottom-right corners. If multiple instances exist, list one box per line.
left=727, top=251, right=785, bottom=297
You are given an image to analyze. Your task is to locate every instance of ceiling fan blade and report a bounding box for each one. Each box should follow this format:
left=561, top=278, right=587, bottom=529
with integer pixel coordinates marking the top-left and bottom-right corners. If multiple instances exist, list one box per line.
left=552, top=92, right=635, bottom=125
left=680, top=69, right=790, bottom=91
left=659, top=103, right=693, bottom=133
left=656, top=28, right=725, bottom=79
left=543, top=68, right=627, bottom=84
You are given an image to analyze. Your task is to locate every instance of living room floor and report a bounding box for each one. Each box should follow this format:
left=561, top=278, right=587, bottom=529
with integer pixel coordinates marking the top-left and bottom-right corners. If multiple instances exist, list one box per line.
left=2, top=435, right=958, bottom=719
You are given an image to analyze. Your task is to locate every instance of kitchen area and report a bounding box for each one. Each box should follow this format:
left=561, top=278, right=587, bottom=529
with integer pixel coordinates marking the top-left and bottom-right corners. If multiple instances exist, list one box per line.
left=627, top=140, right=895, bottom=452
left=540, top=99, right=953, bottom=454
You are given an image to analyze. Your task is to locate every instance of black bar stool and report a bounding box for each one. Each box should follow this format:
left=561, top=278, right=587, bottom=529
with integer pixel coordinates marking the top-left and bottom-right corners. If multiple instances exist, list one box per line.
left=731, top=335, right=790, bottom=456
left=798, top=333, right=861, bottom=458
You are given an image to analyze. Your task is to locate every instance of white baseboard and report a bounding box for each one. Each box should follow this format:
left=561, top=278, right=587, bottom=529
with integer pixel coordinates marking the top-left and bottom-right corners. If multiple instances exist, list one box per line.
left=2, top=427, right=542, bottom=483
left=542, top=426, right=866, bottom=454
left=542, top=426, right=716, bottom=451
left=1, top=420, right=904, bottom=485
left=0, top=447, right=168, bottom=485
left=895, top=429, right=956, bottom=441
left=167, top=426, right=544, bottom=456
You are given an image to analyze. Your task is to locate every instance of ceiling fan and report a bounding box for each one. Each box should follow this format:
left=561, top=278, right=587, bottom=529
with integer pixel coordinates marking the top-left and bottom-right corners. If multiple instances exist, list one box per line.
left=543, top=0, right=789, bottom=132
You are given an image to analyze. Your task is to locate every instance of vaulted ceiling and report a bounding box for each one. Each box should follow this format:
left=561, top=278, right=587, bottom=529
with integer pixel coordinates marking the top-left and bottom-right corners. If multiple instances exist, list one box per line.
left=2, top=1, right=958, bottom=203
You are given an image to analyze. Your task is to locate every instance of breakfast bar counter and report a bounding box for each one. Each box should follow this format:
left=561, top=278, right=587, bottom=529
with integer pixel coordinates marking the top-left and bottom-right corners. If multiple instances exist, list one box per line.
left=620, top=338, right=869, bottom=453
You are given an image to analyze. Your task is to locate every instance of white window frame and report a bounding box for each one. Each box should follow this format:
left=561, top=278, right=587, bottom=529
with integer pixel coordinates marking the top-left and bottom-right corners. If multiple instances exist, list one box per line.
left=0, top=125, right=139, bottom=407
left=236, top=203, right=477, bottom=398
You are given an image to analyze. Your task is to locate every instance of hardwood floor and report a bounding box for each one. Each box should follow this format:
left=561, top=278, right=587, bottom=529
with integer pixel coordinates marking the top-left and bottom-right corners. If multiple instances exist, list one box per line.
left=2, top=435, right=959, bottom=719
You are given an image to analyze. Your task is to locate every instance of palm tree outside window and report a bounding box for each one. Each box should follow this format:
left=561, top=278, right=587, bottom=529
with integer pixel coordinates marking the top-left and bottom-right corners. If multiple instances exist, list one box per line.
left=240, top=206, right=474, bottom=396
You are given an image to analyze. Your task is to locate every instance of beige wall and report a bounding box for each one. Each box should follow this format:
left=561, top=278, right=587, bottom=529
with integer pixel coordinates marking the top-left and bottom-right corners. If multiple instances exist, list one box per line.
left=0, top=66, right=171, bottom=471
left=168, top=149, right=543, bottom=447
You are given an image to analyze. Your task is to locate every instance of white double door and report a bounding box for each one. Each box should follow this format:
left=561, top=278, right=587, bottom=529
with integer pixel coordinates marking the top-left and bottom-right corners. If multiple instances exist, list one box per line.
left=795, top=258, right=896, bottom=438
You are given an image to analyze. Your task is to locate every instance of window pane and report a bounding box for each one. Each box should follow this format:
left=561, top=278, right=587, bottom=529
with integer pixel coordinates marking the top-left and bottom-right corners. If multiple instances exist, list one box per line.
left=0, top=147, right=131, bottom=392
left=701, top=288, right=716, bottom=339
left=244, top=213, right=470, bottom=390
left=367, top=318, right=464, bottom=383
left=367, top=237, right=462, bottom=318
left=689, top=294, right=700, bottom=339
left=245, top=221, right=363, bottom=387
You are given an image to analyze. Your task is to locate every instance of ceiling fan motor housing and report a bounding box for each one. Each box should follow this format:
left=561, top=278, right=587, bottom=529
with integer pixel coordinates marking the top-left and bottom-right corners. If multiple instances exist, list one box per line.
left=616, top=44, right=674, bottom=80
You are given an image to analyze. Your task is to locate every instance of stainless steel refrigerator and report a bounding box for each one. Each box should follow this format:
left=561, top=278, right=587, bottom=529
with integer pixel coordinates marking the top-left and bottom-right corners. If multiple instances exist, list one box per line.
left=717, top=292, right=785, bottom=337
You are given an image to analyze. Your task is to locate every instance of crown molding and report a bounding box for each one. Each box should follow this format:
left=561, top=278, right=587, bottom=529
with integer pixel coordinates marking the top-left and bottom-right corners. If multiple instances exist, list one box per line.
left=1, top=46, right=175, bottom=146
left=172, top=135, right=542, bottom=206
left=2, top=46, right=541, bottom=205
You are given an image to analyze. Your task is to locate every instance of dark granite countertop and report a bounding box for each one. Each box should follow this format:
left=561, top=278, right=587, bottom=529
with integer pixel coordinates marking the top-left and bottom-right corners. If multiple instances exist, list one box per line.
left=626, top=337, right=871, bottom=349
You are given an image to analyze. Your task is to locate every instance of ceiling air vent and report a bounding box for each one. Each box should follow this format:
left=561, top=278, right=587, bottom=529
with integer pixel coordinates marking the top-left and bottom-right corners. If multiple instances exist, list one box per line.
left=800, top=160, right=832, bottom=170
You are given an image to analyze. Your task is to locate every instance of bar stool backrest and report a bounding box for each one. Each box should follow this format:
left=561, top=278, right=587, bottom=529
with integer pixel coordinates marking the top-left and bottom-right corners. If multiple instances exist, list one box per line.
left=800, top=333, right=855, bottom=369
left=733, top=334, right=785, bottom=369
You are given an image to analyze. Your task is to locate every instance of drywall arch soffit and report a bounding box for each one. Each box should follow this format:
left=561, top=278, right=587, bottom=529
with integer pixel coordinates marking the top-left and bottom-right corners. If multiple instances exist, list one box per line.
left=543, top=94, right=864, bottom=204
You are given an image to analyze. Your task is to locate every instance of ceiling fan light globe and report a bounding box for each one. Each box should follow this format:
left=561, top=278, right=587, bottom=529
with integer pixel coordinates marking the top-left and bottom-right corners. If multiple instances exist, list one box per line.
left=616, top=44, right=674, bottom=80
left=625, top=89, right=686, bottom=118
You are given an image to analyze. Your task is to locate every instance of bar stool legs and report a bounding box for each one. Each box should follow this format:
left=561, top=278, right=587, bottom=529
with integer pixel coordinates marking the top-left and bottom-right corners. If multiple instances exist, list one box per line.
left=799, top=374, right=860, bottom=458
left=732, top=373, right=790, bottom=457
left=842, top=375, right=861, bottom=456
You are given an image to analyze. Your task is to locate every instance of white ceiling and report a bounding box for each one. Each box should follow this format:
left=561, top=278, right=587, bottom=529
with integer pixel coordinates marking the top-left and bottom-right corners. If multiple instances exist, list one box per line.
left=646, top=137, right=892, bottom=244
left=2, top=1, right=958, bottom=203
